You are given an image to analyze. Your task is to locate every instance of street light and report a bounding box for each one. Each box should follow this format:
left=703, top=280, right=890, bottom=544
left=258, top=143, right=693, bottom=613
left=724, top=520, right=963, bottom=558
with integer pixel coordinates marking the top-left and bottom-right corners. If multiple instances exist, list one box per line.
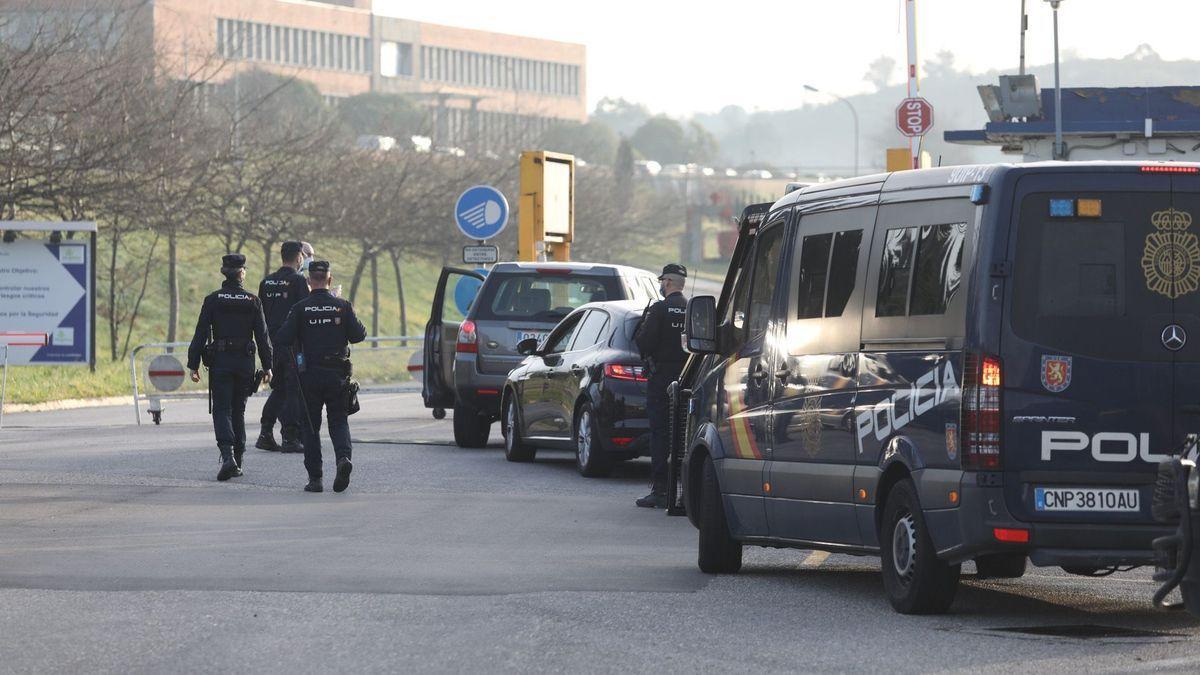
left=805, top=84, right=859, bottom=177
left=1044, top=0, right=1065, bottom=159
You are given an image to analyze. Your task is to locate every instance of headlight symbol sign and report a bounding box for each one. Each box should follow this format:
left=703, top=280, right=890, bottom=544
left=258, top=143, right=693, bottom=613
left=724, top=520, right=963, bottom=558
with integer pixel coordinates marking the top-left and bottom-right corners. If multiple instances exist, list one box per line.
left=454, top=185, right=509, bottom=241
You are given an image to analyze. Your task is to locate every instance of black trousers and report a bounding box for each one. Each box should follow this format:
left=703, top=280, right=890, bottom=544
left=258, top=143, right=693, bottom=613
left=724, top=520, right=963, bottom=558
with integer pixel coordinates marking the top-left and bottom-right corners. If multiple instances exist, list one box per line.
left=211, top=365, right=253, bottom=450
left=260, top=355, right=298, bottom=432
left=647, top=364, right=682, bottom=492
left=298, top=367, right=352, bottom=479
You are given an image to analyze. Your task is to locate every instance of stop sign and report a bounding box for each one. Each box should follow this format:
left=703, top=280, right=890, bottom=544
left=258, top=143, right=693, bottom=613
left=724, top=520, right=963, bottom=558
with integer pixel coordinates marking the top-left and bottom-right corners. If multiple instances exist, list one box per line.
left=896, top=97, right=934, bottom=137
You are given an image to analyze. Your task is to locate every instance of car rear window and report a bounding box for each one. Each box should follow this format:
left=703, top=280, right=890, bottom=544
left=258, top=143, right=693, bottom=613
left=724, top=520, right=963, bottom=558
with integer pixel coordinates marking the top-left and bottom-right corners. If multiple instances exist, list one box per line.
left=473, top=273, right=622, bottom=322
left=1011, top=191, right=1174, bottom=361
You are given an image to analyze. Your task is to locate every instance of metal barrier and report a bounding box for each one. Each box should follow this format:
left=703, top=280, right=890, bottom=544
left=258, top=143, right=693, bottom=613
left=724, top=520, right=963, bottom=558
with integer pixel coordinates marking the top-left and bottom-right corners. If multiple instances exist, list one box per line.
left=129, top=335, right=422, bottom=426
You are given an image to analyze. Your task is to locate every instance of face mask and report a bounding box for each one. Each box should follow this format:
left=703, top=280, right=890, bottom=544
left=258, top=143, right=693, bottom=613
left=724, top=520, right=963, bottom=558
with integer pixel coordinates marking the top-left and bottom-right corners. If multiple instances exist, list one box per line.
left=659, top=282, right=668, bottom=296
left=300, top=256, right=312, bottom=272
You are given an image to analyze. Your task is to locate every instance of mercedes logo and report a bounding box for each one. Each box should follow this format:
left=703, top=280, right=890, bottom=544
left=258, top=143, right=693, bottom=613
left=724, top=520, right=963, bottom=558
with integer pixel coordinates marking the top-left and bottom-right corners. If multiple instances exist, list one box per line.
left=1162, top=324, right=1187, bottom=351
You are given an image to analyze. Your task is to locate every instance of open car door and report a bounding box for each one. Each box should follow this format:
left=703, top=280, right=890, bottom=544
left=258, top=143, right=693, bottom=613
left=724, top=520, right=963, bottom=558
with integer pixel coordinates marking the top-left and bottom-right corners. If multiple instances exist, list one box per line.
left=423, top=267, right=486, bottom=410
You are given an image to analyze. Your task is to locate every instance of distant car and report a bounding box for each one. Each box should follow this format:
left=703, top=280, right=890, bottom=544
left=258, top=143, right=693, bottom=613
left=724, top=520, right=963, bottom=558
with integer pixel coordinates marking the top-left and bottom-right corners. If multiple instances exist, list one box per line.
left=501, top=301, right=650, bottom=477
left=423, top=263, right=661, bottom=449
left=741, top=169, right=774, bottom=180
left=661, top=163, right=689, bottom=176
left=635, top=160, right=662, bottom=177
left=723, top=168, right=739, bottom=178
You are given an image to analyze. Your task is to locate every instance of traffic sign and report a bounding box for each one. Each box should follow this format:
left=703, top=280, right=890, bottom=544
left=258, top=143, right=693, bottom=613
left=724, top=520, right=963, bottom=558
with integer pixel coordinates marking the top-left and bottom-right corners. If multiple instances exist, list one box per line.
left=147, top=354, right=185, bottom=392
left=463, top=245, right=499, bottom=265
left=453, top=269, right=488, bottom=317
left=896, top=97, right=934, bottom=137
left=454, top=186, right=509, bottom=240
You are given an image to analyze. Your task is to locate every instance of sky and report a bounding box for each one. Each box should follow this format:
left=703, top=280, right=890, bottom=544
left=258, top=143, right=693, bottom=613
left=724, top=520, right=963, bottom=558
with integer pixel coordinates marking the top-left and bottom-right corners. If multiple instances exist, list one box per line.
left=374, top=0, right=1200, bottom=116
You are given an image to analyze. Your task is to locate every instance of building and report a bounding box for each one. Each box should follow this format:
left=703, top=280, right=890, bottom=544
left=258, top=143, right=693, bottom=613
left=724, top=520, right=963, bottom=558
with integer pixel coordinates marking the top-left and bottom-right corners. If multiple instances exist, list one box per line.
left=946, top=85, right=1200, bottom=163
left=1, top=0, right=587, bottom=150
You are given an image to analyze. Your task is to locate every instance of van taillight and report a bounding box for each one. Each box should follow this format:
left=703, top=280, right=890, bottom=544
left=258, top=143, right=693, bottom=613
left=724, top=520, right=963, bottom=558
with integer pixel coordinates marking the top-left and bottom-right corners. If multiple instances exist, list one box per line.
left=962, top=353, right=1002, bottom=470
left=456, top=320, right=478, bottom=353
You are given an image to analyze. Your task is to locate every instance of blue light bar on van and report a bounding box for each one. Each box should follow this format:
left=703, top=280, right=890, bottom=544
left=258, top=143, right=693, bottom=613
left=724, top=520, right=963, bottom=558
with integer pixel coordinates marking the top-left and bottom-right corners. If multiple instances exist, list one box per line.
left=1049, top=199, right=1075, bottom=217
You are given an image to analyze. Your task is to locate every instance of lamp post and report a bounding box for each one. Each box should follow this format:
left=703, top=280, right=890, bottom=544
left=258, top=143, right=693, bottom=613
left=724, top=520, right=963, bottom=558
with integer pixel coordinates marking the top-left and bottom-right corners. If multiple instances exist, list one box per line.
left=1045, top=0, right=1065, bottom=160
left=805, top=84, right=859, bottom=177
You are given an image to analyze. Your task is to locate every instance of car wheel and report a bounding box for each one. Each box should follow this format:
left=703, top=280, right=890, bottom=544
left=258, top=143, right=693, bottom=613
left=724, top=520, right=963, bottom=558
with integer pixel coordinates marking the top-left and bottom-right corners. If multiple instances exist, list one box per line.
left=574, top=403, right=612, bottom=478
left=502, top=397, right=535, bottom=462
left=880, top=479, right=960, bottom=614
left=697, top=455, right=742, bottom=574
left=975, top=553, right=1026, bottom=579
left=453, top=403, right=490, bottom=448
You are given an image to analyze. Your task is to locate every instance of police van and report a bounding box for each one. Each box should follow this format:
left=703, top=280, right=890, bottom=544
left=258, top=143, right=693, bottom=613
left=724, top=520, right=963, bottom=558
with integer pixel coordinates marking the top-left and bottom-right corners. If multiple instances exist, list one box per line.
left=678, top=162, right=1200, bottom=614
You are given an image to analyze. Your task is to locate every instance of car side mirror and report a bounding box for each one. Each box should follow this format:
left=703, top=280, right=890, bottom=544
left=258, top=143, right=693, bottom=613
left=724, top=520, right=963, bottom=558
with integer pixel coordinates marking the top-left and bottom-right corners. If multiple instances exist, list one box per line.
left=517, top=337, right=540, bottom=356
left=685, top=295, right=718, bottom=354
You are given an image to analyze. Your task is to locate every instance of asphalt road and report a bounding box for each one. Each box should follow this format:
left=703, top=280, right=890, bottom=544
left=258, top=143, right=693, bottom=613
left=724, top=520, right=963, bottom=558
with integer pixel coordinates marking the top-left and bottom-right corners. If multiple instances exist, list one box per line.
left=2, top=391, right=1200, bottom=673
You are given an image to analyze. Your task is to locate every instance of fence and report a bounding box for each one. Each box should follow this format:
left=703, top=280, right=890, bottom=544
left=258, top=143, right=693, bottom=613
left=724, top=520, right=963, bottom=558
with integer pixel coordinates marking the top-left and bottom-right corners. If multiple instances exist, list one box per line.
left=129, top=335, right=422, bottom=425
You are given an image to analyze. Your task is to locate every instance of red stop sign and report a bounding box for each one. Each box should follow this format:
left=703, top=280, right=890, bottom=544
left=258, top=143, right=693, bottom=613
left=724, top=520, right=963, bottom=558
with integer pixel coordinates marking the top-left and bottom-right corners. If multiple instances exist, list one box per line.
left=896, top=97, right=934, bottom=137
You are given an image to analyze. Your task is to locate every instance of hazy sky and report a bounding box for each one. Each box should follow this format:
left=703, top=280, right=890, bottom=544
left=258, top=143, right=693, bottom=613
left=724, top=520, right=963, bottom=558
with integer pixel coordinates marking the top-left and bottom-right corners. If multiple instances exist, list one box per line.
left=375, top=0, right=1200, bottom=116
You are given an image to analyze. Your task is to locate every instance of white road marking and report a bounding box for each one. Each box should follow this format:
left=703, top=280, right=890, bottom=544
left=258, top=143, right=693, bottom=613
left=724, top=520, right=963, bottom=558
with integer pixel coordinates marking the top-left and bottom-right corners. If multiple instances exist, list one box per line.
left=801, top=551, right=830, bottom=567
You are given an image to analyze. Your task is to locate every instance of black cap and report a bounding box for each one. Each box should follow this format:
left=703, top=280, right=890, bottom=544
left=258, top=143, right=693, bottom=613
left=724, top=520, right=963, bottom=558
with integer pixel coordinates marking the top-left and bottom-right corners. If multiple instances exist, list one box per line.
left=308, top=260, right=330, bottom=274
left=222, top=254, right=246, bottom=269
left=280, top=241, right=302, bottom=259
left=659, top=263, right=687, bottom=279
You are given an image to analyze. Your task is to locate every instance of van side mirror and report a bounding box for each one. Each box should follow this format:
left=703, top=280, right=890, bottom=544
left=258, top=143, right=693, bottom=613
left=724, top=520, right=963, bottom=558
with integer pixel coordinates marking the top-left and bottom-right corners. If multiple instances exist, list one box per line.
left=685, top=295, right=718, bottom=354
left=517, top=338, right=539, bottom=356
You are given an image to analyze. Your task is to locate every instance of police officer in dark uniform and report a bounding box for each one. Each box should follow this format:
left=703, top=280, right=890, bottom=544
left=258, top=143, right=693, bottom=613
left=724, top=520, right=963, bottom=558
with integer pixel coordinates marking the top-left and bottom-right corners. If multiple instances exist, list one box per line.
left=274, top=261, right=367, bottom=493
left=256, top=241, right=310, bottom=453
left=187, top=254, right=273, bottom=482
left=634, top=263, right=689, bottom=508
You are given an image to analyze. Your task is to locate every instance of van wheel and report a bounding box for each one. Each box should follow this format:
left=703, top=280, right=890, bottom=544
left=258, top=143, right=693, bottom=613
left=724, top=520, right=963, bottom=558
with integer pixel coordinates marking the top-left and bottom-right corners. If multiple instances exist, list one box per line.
left=575, top=403, right=612, bottom=477
left=453, top=404, right=491, bottom=448
left=880, top=480, right=960, bottom=614
left=698, top=455, right=742, bottom=574
left=502, top=397, right=535, bottom=462
left=975, top=553, right=1026, bottom=579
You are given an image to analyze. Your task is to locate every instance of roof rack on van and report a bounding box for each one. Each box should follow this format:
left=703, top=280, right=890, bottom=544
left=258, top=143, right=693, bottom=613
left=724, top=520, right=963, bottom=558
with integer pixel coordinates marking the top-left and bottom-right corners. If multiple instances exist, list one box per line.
left=784, top=182, right=811, bottom=195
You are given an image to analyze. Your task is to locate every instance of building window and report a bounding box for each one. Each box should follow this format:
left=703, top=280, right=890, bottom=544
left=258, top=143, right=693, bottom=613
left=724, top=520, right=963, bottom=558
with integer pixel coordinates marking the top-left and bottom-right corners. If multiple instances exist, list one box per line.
left=380, top=41, right=414, bottom=78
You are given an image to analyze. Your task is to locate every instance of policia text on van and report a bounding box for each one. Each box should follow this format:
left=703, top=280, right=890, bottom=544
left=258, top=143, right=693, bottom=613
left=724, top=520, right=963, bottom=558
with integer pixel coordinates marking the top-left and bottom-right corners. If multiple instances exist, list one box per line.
left=678, top=162, right=1200, bottom=614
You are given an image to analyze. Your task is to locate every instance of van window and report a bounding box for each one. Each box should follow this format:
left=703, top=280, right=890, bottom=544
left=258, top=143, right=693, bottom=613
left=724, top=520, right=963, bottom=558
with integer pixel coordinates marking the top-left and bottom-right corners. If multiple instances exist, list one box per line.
left=746, top=225, right=787, bottom=342
left=875, top=223, right=966, bottom=317
left=797, top=229, right=864, bottom=319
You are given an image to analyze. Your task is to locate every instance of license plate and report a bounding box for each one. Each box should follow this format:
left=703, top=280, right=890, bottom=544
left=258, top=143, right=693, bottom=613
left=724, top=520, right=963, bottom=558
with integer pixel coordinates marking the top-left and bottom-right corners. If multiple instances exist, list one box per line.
left=1034, top=487, right=1140, bottom=512
left=516, top=331, right=548, bottom=348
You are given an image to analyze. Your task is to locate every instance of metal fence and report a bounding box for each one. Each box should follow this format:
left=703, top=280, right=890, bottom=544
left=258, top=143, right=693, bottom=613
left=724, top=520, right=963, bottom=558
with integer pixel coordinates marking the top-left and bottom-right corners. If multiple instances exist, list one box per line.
left=129, top=336, right=422, bottom=425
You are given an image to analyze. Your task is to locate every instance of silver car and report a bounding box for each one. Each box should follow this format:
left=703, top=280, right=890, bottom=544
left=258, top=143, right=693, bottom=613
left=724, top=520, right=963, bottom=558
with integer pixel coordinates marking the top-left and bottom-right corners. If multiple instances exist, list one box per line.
left=423, top=261, right=660, bottom=447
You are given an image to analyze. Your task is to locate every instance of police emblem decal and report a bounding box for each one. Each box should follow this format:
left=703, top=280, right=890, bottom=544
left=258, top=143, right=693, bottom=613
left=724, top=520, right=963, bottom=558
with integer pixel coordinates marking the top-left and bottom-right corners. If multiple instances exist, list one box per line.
left=799, top=395, right=822, bottom=458
left=334, top=317, right=341, bottom=325
left=1142, top=208, right=1200, bottom=299
left=945, top=423, right=959, bottom=462
left=1040, top=355, right=1072, bottom=393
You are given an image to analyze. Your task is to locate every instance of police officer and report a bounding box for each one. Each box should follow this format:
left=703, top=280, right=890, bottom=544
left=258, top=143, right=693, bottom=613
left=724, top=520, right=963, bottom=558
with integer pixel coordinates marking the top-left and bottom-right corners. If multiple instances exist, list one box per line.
left=256, top=241, right=310, bottom=453
left=274, top=261, right=367, bottom=493
left=634, top=263, right=689, bottom=508
left=187, top=254, right=273, bottom=482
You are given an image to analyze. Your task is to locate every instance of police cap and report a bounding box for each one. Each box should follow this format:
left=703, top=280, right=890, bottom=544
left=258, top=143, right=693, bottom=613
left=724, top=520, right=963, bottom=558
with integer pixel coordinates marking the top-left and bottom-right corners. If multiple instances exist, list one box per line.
left=280, top=241, right=303, bottom=259
left=658, top=263, right=687, bottom=279
left=308, top=260, right=331, bottom=275
left=222, top=254, right=246, bottom=269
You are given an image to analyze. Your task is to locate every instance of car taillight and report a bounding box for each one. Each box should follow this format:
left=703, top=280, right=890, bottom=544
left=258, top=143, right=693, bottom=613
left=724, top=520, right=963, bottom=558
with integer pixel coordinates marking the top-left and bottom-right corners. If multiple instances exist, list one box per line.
left=605, top=364, right=647, bottom=382
left=456, top=319, right=478, bottom=353
left=962, top=353, right=1002, bottom=470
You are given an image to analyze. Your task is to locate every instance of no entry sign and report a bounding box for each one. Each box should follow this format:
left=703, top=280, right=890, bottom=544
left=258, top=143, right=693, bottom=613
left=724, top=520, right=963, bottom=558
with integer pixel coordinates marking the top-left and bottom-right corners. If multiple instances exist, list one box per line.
left=896, top=97, right=934, bottom=137
left=148, top=354, right=185, bottom=392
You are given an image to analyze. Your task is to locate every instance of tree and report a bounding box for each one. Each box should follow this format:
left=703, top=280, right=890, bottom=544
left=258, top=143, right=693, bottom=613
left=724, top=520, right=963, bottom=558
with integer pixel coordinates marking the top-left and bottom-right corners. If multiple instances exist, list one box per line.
left=863, top=55, right=896, bottom=91
left=539, top=121, right=618, bottom=164
left=630, top=116, right=689, bottom=164
left=923, top=50, right=957, bottom=80
left=338, top=92, right=429, bottom=141
left=591, top=97, right=651, bottom=137
left=686, top=121, right=719, bottom=164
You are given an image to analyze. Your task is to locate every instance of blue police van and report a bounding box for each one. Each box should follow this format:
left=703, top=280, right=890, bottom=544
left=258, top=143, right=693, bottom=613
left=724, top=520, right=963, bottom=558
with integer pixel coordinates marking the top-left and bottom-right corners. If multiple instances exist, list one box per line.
left=678, top=162, right=1200, bottom=614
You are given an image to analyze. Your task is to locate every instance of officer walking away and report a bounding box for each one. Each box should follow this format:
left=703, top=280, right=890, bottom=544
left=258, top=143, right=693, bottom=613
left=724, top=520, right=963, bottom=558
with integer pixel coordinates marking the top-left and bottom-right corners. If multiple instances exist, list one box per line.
left=256, top=241, right=310, bottom=453
left=274, top=261, right=367, bottom=493
left=187, top=254, right=273, bottom=482
left=634, top=263, right=689, bottom=508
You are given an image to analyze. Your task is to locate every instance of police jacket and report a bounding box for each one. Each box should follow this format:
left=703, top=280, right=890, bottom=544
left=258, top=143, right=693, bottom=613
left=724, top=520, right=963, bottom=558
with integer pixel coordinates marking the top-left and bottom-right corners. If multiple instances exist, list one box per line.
left=273, top=288, right=367, bottom=367
left=635, top=291, right=688, bottom=366
left=186, top=280, right=273, bottom=371
left=258, top=266, right=310, bottom=333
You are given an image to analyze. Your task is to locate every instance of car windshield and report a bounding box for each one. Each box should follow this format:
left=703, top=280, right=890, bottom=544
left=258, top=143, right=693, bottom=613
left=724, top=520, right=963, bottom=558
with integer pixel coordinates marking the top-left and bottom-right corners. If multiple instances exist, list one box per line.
left=474, top=273, right=622, bottom=321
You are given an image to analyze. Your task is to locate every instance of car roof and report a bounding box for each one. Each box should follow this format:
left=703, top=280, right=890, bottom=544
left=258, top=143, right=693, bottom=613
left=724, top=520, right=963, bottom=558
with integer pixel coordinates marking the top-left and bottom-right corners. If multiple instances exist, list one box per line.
left=490, top=261, right=657, bottom=277
left=570, top=299, right=646, bottom=317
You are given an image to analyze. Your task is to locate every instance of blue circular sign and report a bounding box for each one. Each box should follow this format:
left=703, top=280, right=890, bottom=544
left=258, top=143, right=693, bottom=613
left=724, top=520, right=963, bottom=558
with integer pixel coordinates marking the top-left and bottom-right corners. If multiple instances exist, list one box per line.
left=454, top=185, right=509, bottom=241
left=453, top=269, right=488, bottom=317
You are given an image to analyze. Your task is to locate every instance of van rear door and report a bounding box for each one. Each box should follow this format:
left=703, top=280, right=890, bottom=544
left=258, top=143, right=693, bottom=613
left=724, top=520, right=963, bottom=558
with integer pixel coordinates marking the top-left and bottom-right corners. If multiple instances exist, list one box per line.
left=1168, top=172, right=1200, bottom=454
left=1003, top=173, right=1174, bottom=525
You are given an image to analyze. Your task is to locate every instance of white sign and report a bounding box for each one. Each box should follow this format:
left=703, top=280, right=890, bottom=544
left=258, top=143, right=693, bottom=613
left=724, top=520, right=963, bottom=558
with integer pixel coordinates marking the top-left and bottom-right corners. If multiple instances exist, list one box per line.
left=463, top=245, right=499, bottom=264
left=0, top=237, right=93, bottom=365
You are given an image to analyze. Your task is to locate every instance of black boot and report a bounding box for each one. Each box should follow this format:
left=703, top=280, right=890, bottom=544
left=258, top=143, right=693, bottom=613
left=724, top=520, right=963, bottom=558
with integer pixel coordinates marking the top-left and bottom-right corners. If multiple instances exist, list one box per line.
left=635, top=490, right=667, bottom=509
left=304, top=476, right=323, bottom=492
left=233, top=446, right=245, bottom=476
left=333, top=458, right=353, bottom=493
left=217, top=445, right=239, bottom=481
left=280, top=426, right=304, bottom=454
left=255, top=425, right=281, bottom=452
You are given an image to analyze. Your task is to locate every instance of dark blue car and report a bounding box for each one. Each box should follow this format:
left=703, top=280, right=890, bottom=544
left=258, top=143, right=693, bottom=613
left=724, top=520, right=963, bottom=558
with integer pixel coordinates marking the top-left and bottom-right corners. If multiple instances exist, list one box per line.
left=679, top=161, right=1200, bottom=614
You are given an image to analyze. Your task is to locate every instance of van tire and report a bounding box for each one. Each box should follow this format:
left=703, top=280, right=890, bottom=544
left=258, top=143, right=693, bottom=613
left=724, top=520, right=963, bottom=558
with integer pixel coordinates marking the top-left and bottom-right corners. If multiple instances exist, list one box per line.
left=453, top=404, right=491, bottom=448
left=880, top=480, right=960, bottom=614
left=698, top=456, right=742, bottom=574
left=574, top=403, right=612, bottom=477
left=502, top=397, right=535, bottom=462
left=974, top=553, right=1027, bottom=579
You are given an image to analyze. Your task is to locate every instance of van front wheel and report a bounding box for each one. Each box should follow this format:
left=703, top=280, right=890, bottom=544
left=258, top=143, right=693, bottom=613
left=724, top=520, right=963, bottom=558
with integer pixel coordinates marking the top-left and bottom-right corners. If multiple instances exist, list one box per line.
left=880, top=479, right=960, bottom=614
left=697, top=456, right=742, bottom=574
